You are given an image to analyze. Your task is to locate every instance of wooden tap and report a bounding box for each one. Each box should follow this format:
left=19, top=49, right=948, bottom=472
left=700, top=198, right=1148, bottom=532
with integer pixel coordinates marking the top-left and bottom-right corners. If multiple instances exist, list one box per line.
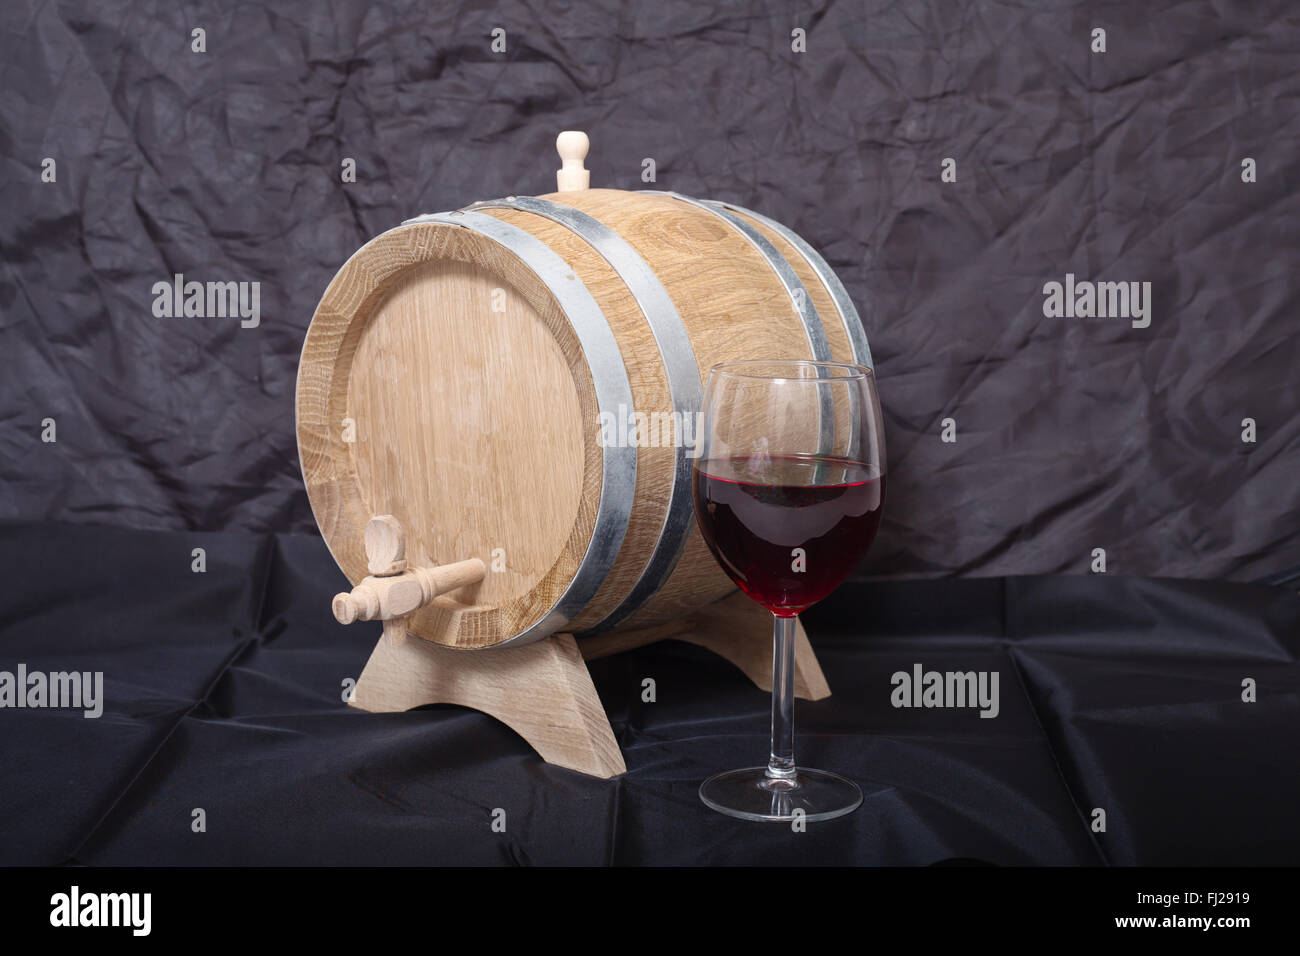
left=332, top=515, right=486, bottom=645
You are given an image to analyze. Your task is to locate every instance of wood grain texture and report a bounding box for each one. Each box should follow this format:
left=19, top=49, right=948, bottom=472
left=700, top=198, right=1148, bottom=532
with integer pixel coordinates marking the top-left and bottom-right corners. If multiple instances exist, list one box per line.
left=531, top=189, right=826, bottom=631
left=332, top=558, right=487, bottom=624
left=729, top=209, right=855, bottom=364
left=349, top=630, right=627, bottom=778
left=364, top=514, right=407, bottom=575
left=345, top=591, right=825, bottom=778
left=298, top=223, right=603, bottom=648
left=483, top=205, right=675, bottom=633
left=299, top=191, right=865, bottom=647
left=299, top=188, right=862, bottom=776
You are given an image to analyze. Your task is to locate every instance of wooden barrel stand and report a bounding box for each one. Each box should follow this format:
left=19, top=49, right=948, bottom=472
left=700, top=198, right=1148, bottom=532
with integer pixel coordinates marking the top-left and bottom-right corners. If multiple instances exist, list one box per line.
left=342, top=515, right=829, bottom=778
left=304, top=131, right=866, bottom=778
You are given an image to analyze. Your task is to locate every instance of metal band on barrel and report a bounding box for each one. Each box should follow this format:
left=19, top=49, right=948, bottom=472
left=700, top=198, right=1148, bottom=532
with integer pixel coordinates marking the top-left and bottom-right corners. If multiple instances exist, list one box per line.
left=706, top=200, right=873, bottom=369
left=649, top=191, right=833, bottom=362
left=403, top=210, right=637, bottom=647
left=468, top=196, right=701, bottom=633
left=653, top=190, right=839, bottom=458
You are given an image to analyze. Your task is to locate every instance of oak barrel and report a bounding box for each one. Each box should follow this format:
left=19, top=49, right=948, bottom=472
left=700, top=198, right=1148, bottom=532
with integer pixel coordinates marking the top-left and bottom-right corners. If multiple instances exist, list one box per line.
left=297, top=186, right=872, bottom=648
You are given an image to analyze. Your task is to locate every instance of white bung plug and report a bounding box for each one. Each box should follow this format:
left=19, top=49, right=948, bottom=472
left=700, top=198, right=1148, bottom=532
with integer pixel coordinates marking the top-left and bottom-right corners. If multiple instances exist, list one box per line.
left=556, top=130, right=590, bottom=192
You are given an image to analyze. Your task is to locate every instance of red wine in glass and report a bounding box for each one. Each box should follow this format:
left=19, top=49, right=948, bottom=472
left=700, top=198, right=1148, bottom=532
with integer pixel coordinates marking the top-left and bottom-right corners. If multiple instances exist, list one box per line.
left=692, top=359, right=886, bottom=823
left=693, top=454, right=885, bottom=616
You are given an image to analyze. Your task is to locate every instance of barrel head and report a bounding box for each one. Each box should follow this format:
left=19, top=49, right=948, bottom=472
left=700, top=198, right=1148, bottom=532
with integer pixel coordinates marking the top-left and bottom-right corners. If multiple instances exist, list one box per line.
left=297, top=221, right=607, bottom=647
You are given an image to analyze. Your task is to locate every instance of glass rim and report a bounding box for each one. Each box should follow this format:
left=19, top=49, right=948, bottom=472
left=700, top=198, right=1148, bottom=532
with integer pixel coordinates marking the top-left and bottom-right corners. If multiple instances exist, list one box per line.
left=706, top=359, right=874, bottom=382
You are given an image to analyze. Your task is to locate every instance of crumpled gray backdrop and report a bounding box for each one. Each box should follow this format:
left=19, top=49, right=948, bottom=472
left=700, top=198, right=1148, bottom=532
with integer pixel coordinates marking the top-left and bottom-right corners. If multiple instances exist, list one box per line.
left=1, top=0, right=1297, bottom=582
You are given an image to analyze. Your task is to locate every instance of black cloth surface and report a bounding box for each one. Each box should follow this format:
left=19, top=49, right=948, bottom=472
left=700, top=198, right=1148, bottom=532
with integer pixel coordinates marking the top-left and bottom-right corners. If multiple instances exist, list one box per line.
left=1, top=520, right=1296, bottom=866
left=2, top=1, right=1299, bottom=584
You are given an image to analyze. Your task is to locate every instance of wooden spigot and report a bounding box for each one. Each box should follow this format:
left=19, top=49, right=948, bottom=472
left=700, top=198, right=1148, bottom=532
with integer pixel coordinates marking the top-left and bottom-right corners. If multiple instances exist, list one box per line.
left=556, top=130, right=590, bottom=192
left=332, top=515, right=486, bottom=646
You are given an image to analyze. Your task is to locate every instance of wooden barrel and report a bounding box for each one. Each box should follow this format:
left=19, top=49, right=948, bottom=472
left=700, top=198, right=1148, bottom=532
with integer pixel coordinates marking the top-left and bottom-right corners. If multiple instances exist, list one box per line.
left=297, top=186, right=872, bottom=649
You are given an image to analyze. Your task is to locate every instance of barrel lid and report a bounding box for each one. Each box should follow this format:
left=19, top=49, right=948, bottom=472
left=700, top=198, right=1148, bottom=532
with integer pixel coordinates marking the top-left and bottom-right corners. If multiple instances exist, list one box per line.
left=296, top=217, right=635, bottom=648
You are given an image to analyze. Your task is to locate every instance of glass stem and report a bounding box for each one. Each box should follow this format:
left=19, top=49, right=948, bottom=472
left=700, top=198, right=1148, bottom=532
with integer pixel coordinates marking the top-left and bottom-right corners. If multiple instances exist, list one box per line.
left=767, top=613, right=797, bottom=779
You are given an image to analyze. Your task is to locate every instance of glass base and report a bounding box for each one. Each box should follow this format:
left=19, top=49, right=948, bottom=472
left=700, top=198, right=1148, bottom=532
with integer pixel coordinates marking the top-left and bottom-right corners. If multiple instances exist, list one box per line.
left=699, top=766, right=863, bottom=823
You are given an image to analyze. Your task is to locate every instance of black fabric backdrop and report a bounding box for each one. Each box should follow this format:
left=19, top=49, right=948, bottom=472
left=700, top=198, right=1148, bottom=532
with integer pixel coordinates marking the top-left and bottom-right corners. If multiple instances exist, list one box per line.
left=1, top=521, right=1296, bottom=866
left=2, top=0, right=1298, bottom=581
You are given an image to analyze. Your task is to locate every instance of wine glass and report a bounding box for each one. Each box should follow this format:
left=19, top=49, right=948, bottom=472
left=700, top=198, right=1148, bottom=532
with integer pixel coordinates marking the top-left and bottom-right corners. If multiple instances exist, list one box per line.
left=692, top=359, right=886, bottom=822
